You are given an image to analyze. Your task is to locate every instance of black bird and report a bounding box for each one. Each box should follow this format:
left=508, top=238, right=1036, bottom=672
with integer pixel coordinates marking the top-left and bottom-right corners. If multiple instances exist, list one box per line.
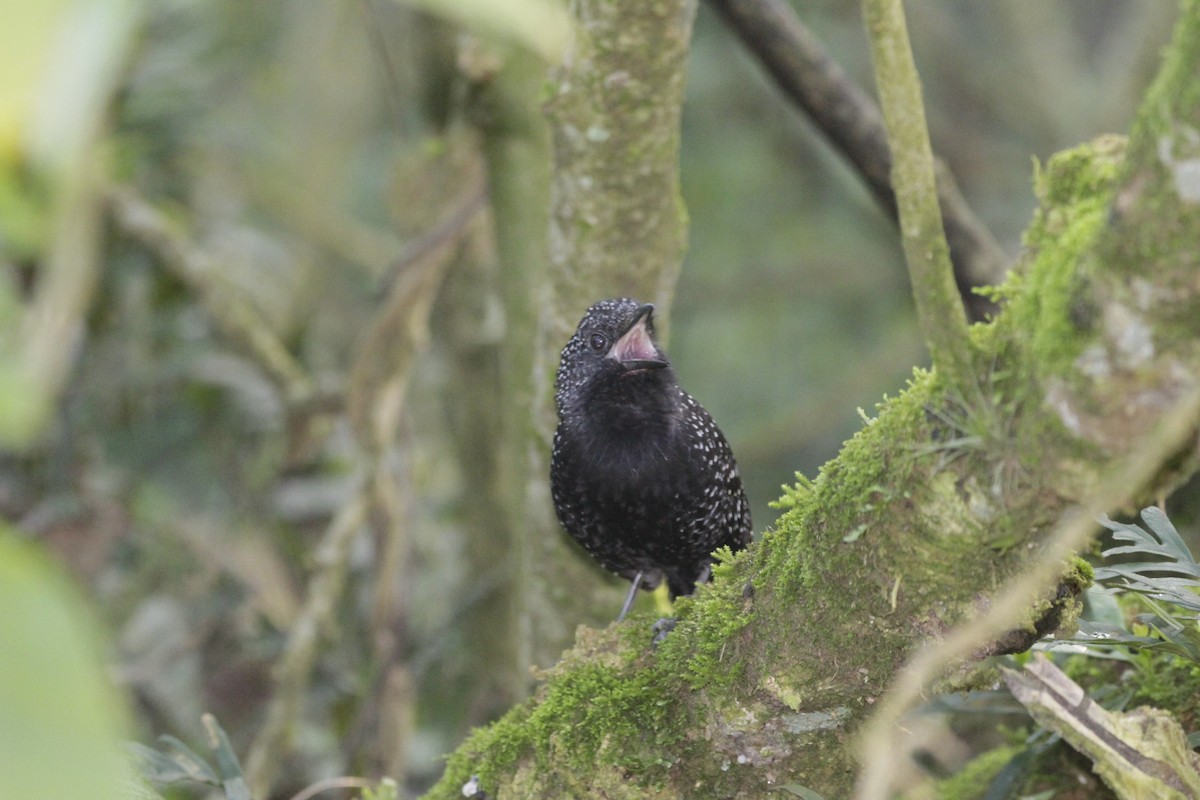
left=550, top=298, right=752, bottom=620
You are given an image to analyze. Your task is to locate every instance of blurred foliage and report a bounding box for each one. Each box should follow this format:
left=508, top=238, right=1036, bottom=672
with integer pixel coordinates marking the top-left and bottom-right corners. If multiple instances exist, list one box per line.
left=1, top=0, right=1197, bottom=798
left=0, top=530, right=130, bottom=800
left=131, top=713, right=249, bottom=800
left=405, top=0, right=568, bottom=61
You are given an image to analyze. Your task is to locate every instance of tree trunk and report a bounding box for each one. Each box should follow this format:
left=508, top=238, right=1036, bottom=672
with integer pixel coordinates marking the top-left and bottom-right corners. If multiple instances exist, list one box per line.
left=424, top=1, right=1200, bottom=797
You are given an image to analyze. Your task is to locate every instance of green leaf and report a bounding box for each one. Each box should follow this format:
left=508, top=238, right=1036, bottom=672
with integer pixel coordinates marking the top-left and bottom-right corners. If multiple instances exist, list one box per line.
left=1097, top=511, right=1198, bottom=576
left=128, top=737, right=219, bottom=785
left=131, top=717, right=253, bottom=799
left=982, top=746, right=1037, bottom=800
left=359, top=778, right=400, bottom=800
left=842, top=523, right=868, bottom=543
left=203, top=713, right=252, bottom=800
left=1140, top=506, right=1194, bottom=563
left=0, top=529, right=129, bottom=800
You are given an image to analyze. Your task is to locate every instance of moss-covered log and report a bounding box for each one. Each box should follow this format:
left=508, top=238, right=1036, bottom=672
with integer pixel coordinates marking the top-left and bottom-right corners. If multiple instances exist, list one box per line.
left=424, top=2, right=1200, bottom=797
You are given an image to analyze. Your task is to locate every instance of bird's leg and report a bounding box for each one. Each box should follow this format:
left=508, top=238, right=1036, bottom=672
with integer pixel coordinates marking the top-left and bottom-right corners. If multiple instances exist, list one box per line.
left=617, top=571, right=644, bottom=621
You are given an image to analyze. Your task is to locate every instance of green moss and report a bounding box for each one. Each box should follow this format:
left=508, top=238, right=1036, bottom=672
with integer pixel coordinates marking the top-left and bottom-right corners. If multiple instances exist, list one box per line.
left=1130, top=650, right=1200, bottom=731
left=435, top=704, right=532, bottom=797
left=1035, top=135, right=1128, bottom=207
left=1100, top=0, right=1200, bottom=338
left=1069, top=556, right=1094, bottom=586
left=993, top=137, right=1127, bottom=379
left=428, top=623, right=702, bottom=798
left=765, top=367, right=936, bottom=597
left=741, top=366, right=1019, bottom=710
left=1121, top=0, right=1200, bottom=198
left=925, top=742, right=1026, bottom=800
left=655, top=546, right=756, bottom=692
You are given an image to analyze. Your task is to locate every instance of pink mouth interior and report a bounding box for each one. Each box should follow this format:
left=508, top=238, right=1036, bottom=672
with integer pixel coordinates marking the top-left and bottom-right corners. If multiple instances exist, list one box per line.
left=611, top=318, right=658, bottom=363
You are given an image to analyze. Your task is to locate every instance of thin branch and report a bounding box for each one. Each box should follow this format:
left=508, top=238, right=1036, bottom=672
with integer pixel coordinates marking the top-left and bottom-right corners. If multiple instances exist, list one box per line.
left=349, top=176, right=486, bottom=450
left=244, top=176, right=484, bottom=796
left=356, top=0, right=408, bottom=134
left=106, top=187, right=316, bottom=405
left=289, top=775, right=375, bottom=800
left=244, top=485, right=371, bottom=797
left=853, top=388, right=1200, bottom=799
left=861, top=0, right=973, bottom=388
left=707, top=0, right=1007, bottom=319
left=374, top=179, right=487, bottom=301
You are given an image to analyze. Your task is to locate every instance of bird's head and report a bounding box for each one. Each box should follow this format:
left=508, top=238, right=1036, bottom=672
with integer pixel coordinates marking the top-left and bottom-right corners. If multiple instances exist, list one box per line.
left=554, top=298, right=674, bottom=419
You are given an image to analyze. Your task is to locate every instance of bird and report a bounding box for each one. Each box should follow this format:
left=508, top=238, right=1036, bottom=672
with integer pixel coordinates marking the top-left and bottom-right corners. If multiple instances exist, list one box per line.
left=550, top=298, right=752, bottom=621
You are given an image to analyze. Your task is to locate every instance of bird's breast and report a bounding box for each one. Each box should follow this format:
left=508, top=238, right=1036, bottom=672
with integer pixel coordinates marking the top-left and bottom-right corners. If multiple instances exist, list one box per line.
left=558, top=413, right=681, bottom=490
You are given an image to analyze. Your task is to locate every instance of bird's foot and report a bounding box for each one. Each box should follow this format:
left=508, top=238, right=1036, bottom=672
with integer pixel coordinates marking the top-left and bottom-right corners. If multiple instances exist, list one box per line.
left=650, top=617, right=677, bottom=646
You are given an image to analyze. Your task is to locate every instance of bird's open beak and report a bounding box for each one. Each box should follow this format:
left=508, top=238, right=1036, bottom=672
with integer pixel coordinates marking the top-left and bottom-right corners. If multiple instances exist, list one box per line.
left=611, top=304, right=668, bottom=371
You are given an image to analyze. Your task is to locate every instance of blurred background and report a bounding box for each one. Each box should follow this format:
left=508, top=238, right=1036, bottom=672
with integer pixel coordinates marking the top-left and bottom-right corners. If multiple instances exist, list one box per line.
left=0, top=0, right=1188, bottom=797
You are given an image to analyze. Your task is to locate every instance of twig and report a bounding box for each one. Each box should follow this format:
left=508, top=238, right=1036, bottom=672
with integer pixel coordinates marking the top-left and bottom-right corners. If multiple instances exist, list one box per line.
left=374, top=180, right=487, bottom=301
left=9, top=158, right=105, bottom=448
left=244, top=485, right=371, bottom=797
left=355, top=0, right=408, bottom=134
left=347, top=174, right=486, bottom=775
left=707, top=0, right=1007, bottom=319
left=288, top=775, right=374, bottom=800
left=861, top=0, right=973, bottom=389
left=349, top=176, right=486, bottom=448
left=853, top=388, right=1200, bottom=799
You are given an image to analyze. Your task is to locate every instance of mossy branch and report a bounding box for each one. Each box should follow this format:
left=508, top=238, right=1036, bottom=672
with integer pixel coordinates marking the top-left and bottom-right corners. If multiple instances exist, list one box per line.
left=861, top=0, right=973, bottom=389
left=542, top=0, right=697, bottom=336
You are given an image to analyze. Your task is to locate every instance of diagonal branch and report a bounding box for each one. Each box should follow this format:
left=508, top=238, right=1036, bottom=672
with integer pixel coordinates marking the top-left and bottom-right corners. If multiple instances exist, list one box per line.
left=707, top=0, right=1006, bottom=320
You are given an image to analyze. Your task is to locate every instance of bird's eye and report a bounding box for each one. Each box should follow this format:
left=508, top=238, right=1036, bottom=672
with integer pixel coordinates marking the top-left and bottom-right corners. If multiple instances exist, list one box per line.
left=589, top=333, right=608, bottom=351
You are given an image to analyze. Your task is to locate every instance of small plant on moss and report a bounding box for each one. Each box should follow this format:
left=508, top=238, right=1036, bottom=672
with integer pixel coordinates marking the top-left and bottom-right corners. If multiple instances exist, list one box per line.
left=914, top=361, right=1026, bottom=501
